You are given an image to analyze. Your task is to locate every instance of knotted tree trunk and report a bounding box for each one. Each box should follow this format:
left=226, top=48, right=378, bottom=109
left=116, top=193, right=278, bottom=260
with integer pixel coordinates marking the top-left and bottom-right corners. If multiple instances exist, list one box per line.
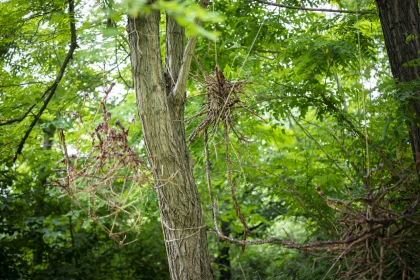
left=127, top=6, right=213, bottom=280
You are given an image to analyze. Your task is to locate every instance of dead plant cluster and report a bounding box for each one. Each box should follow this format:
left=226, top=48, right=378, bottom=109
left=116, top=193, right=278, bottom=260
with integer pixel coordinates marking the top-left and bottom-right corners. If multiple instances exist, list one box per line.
left=54, top=86, right=151, bottom=246
left=188, top=67, right=254, bottom=144
left=315, top=166, right=420, bottom=279
left=208, top=162, right=420, bottom=279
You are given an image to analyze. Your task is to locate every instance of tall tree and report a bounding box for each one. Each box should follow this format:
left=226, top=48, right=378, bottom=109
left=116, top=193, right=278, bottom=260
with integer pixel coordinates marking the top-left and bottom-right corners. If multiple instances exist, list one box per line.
left=126, top=4, right=213, bottom=279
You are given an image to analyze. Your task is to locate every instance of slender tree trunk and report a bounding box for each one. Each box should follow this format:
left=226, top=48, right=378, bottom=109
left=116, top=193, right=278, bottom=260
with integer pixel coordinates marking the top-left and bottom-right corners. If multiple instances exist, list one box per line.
left=375, top=0, right=420, bottom=175
left=32, top=126, right=56, bottom=267
left=127, top=8, right=213, bottom=280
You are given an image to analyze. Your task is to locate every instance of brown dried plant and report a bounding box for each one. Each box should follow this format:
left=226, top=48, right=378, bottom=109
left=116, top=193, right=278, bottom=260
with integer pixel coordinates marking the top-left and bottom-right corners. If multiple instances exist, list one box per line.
left=54, top=84, right=152, bottom=246
left=315, top=167, right=420, bottom=279
left=187, top=66, right=257, bottom=144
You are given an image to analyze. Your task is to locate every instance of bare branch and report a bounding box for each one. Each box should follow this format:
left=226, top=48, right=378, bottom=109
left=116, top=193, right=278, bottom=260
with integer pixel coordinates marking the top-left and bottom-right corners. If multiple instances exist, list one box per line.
left=224, top=119, right=250, bottom=251
left=0, top=81, right=45, bottom=88
left=248, top=0, right=376, bottom=15
left=13, top=0, right=78, bottom=162
left=0, top=81, right=52, bottom=126
left=0, top=103, right=37, bottom=126
left=210, top=228, right=366, bottom=252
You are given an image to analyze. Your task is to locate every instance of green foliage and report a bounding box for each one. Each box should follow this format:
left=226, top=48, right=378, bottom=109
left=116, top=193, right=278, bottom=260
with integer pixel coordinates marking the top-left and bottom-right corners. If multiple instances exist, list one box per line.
left=126, top=0, right=224, bottom=39
left=0, top=155, right=168, bottom=279
left=1, top=0, right=420, bottom=278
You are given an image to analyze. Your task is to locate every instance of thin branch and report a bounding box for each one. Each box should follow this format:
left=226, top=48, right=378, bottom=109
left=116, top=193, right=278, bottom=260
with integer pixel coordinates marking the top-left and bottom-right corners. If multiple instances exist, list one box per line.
left=0, top=81, right=45, bottom=88
left=210, top=228, right=369, bottom=252
left=204, top=130, right=218, bottom=227
left=16, top=8, right=62, bottom=24
left=252, top=48, right=283, bottom=54
left=0, top=103, right=37, bottom=126
left=224, top=118, right=250, bottom=249
left=13, top=0, right=78, bottom=162
left=0, top=81, right=51, bottom=126
left=1, top=79, right=62, bottom=126
left=317, top=90, right=395, bottom=172
left=115, top=48, right=132, bottom=89
left=248, top=0, right=376, bottom=15
left=290, top=112, right=355, bottom=185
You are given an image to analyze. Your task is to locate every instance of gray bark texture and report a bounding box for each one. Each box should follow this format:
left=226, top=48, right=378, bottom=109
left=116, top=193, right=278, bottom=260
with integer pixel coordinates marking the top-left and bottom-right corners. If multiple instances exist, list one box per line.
left=376, top=0, right=420, bottom=175
left=127, top=8, right=213, bottom=280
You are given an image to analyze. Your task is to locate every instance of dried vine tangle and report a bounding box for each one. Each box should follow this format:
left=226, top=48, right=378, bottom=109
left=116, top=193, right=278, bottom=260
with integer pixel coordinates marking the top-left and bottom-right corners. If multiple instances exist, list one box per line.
left=54, top=84, right=152, bottom=246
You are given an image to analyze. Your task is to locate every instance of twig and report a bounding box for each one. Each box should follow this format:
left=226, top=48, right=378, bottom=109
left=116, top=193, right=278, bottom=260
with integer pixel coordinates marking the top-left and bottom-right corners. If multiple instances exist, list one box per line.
left=248, top=0, right=376, bottom=15
left=169, top=0, right=210, bottom=103
left=224, top=119, right=250, bottom=252
left=0, top=103, right=37, bottom=126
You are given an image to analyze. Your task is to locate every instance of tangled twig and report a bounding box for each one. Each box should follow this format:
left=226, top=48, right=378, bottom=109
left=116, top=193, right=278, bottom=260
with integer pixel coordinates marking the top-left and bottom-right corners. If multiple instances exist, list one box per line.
left=188, top=67, right=255, bottom=144
left=53, top=86, right=152, bottom=246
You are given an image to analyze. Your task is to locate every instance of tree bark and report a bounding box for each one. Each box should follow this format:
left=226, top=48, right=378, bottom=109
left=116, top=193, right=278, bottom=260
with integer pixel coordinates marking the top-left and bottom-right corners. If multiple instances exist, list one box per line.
left=127, top=9, right=213, bottom=280
left=375, top=0, right=420, bottom=175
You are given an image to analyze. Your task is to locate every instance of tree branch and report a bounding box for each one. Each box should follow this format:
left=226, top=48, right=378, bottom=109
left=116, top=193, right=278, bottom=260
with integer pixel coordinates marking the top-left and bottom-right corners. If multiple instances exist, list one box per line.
left=248, top=0, right=376, bottom=15
left=165, top=16, right=184, bottom=94
left=210, top=228, right=370, bottom=252
left=169, top=0, right=210, bottom=103
left=0, top=81, right=45, bottom=88
left=1, top=81, right=57, bottom=126
left=317, top=90, right=395, bottom=172
left=0, top=103, right=37, bottom=126
left=13, top=0, right=78, bottom=162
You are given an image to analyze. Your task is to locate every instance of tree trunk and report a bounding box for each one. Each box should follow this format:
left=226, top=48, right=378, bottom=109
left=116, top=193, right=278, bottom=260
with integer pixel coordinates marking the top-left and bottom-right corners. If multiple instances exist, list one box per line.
left=32, top=126, right=55, bottom=267
left=375, top=0, right=420, bottom=175
left=127, top=9, right=213, bottom=280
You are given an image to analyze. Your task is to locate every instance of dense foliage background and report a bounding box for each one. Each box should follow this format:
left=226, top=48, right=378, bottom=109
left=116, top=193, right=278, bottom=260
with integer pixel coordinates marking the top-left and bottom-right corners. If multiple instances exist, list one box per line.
left=1, top=0, right=419, bottom=279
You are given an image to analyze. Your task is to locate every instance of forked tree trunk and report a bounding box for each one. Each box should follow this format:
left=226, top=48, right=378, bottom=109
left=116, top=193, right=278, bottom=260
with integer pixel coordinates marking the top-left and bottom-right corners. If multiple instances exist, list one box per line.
left=375, top=0, right=420, bottom=175
left=127, top=8, right=213, bottom=280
